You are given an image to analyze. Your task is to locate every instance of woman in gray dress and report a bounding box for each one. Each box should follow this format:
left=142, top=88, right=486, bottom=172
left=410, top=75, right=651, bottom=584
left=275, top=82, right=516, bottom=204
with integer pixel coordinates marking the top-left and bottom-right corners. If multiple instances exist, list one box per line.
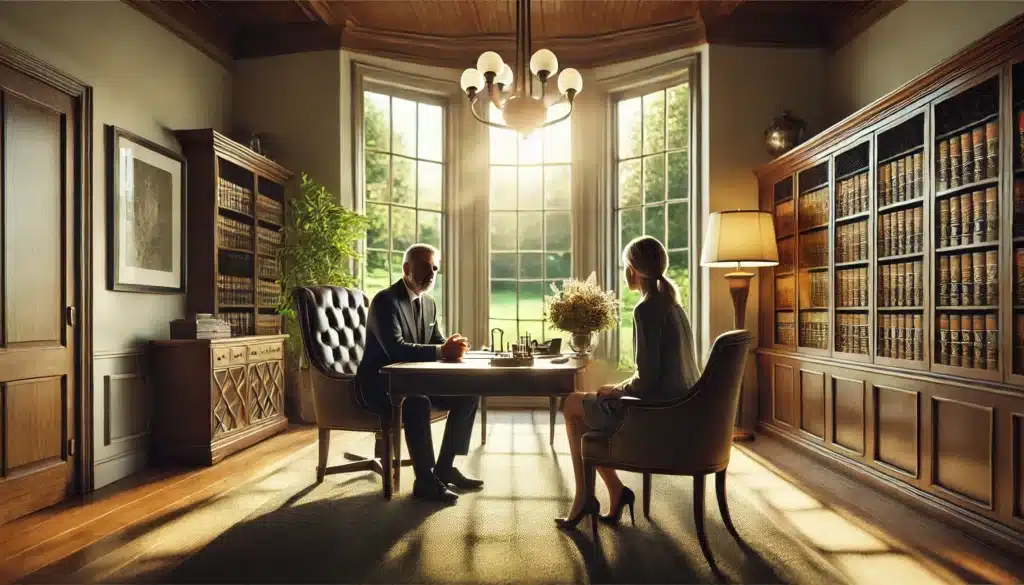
left=556, top=235, right=701, bottom=529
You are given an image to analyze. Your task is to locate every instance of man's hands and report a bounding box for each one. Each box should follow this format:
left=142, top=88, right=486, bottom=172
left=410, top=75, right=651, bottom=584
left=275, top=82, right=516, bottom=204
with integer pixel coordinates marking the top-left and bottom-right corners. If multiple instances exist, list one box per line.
left=597, top=384, right=624, bottom=399
left=440, top=334, right=470, bottom=362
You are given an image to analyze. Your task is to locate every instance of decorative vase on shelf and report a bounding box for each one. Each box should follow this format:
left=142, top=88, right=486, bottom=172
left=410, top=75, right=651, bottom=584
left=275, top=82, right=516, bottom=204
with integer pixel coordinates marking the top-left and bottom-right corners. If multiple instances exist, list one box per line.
left=569, top=331, right=598, bottom=358
left=764, top=110, right=806, bottom=157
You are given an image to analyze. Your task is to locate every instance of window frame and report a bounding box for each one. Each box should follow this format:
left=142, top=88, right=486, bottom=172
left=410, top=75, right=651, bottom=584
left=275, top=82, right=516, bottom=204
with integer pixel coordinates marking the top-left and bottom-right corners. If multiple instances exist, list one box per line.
left=485, top=103, right=574, bottom=344
left=352, top=62, right=461, bottom=331
left=605, top=56, right=702, bottom=368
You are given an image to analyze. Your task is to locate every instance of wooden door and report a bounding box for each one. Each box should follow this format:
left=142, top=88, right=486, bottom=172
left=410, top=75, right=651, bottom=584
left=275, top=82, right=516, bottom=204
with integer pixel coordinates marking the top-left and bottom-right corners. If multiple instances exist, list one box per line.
left=0, top=62, right=77, bottom=524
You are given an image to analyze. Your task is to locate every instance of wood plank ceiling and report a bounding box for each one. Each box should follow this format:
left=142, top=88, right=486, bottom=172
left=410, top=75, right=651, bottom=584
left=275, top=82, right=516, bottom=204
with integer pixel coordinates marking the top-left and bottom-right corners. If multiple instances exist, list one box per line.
left=126, top=0, right=905, bottom=69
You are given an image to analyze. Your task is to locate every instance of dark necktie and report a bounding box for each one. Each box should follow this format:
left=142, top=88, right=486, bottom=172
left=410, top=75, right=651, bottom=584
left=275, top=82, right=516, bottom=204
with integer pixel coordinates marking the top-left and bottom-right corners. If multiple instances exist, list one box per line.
left=412, top=297, right=422, bottom=340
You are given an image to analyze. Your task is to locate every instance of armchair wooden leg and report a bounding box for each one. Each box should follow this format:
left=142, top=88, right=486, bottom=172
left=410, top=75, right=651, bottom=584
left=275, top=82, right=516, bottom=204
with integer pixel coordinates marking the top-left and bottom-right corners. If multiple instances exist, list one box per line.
left=694, top=474, right=718, bottom=573
left=316, top=429, right=330, bottom=483
left=480, top=397, right=487, bottom=445
left=381, top=428, right=393, bottom=500
left=549, top=396, right=556, bottom=446
left=716, top=470, right=743, bottom=545
left=584, top=460, right=598, bottom=541
left=642, top=472, right=652, bottom=519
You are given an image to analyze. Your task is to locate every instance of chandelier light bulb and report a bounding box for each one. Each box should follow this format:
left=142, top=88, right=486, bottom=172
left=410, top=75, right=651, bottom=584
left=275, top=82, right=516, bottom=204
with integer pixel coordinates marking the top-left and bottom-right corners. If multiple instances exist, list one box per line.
left=529, top=49, right=558, bottom=77
left=460, top=68, right=483, bottom=93
left=476, top=51, right=505, bottom=77
left=557, top=68, right=583, bottom=95
left=496, top=64, right=514, bottom=87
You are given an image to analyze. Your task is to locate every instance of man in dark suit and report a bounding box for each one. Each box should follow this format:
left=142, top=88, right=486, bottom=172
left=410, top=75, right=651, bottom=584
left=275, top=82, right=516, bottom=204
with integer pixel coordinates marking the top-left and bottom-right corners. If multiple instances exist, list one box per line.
left=356, top=243, right=482, bottom=503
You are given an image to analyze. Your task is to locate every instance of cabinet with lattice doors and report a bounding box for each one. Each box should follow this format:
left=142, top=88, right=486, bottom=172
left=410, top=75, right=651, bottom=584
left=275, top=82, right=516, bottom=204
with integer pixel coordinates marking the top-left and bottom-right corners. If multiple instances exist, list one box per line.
left=149, top=334, right=287, bottom=465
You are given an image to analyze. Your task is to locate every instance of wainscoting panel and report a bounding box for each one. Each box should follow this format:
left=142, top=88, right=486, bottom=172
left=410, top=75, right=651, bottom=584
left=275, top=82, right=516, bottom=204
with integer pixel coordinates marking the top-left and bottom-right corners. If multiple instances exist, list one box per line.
left=799, top=369, right=825, bottom=440
left=93, top=349, right=150, bottom=489
left=875, top=386, right=919, bottom=478
left=772, top=363, right=795, bottom=428
left=832, top=377, right=865, bottom=455
left=931, top=397, right=994, bottom=509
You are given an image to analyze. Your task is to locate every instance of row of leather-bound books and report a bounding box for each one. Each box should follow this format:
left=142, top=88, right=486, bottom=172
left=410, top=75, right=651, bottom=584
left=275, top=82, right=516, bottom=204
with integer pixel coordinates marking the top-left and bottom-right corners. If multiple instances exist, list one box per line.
left=1015, top=248, right=1024, bottom=305
left=938, top=251, right=999, bottom=306
left=798, top=187, right=829, bottom=228
left=836, top=268, right=868, bottom=308
left=836, top=172, right=869, bottom=218
left=217, top=275, right=254, bottom=306
left=806, top=271, right=828, bottom=308
left=836, top=221, right=868, bottom=263
left=877, top=314, right=924, bottom=361
left=835, top=314, right=869, bottom=354
left=936, top=187, right=998, bottom=248
left=1013, top=179, right=1024, bottom=237
left=800, top=230, right=828, bottom=268
left=220, top=311, right=254, bottom=337
left=937, top=313, right=998, bottom=370
left=775, top=275, right=795, bottom=309
left=798, top=312, right=828, bottom=349
left=775, top=312, right=795, bottom=345
left=879, top=261, right=923, bottom=308
left=878, top=152, right=923, bottom=207
left=936, top=121, right=999, bottom=192
left=774, top=199, right=794, bottom=236
left=878, top=206, right=923, bottom=257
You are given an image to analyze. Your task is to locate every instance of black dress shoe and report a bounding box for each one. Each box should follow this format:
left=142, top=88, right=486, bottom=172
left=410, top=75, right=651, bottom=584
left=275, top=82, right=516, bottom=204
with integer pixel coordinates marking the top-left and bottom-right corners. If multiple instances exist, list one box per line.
left=434, top=467, right=484, bottom=490
left=412, top=478, right=458, bottom=504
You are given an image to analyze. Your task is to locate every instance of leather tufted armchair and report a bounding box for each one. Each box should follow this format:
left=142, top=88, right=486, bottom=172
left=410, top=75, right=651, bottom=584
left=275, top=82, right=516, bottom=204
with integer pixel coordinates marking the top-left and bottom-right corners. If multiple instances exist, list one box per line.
left=293, top=285, right=446, bottom=498
left=580, top=330, right=753, bottom=570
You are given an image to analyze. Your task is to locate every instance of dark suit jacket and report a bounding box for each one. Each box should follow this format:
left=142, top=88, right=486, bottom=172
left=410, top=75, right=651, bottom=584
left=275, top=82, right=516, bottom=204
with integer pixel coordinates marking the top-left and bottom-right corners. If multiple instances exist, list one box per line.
left=356, top=279, right=444, bottom=409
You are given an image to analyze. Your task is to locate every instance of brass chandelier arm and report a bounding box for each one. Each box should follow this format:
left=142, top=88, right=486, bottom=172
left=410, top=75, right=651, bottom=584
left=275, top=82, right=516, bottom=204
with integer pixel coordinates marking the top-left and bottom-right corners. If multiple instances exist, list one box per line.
left=467, top=92, right=574, bottom=132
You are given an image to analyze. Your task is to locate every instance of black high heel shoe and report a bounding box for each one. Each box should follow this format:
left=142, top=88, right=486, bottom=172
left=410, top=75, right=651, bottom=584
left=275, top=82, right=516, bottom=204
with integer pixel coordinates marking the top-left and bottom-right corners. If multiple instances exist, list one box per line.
left=599, top=487, right=636, bottom=526
left=555, top=497, right=600, bottom=530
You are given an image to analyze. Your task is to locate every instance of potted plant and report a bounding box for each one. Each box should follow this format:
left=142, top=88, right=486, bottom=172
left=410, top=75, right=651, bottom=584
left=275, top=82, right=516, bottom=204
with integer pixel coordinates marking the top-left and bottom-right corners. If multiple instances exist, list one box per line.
left=546, top=272, right=620, bottom=357
left=278, top=174, right=369, bottom=422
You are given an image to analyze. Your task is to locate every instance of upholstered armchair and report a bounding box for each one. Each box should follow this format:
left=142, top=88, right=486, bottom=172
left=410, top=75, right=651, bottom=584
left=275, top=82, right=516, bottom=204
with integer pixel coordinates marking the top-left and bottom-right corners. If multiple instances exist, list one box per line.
left=581, top=330, right=753, bottom=570
left=292, top=285, right=446, bottom=498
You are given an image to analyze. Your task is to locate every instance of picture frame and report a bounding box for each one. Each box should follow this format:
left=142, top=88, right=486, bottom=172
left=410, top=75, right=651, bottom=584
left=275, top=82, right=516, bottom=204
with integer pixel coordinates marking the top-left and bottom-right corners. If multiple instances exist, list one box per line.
left=106, top=125, right=186, bottom=293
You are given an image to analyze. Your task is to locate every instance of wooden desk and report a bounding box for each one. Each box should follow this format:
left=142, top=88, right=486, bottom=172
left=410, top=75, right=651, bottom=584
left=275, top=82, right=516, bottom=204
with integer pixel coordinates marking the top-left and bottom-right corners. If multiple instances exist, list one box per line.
left=382, top=357, right=588, bottom=492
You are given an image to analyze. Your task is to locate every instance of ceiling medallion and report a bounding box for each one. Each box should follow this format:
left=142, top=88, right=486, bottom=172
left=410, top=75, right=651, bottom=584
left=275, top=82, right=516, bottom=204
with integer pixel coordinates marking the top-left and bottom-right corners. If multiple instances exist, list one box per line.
left=459, top=0, right=583, bottom=137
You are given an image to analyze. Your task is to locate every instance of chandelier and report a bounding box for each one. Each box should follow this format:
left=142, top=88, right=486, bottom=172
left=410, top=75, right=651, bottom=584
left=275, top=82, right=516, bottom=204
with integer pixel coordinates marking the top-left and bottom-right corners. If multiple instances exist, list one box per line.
left=458, top=0, right=583, bottom=136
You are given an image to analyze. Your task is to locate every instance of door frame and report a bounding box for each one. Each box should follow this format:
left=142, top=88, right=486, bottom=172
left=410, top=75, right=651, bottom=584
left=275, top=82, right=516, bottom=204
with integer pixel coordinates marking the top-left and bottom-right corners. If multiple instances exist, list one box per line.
left=0, top=41, right=94, bottom=493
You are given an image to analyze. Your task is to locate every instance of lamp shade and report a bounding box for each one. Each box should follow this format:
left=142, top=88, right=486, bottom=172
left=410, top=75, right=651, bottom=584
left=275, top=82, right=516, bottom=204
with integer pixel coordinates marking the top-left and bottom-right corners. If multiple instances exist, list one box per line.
left=700, top=210, right=779, bottom=268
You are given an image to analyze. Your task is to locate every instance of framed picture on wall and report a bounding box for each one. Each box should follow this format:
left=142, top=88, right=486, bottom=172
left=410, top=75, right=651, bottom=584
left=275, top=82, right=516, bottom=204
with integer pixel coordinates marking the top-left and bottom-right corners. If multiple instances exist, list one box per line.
left=106, top=125, right=186, bottom=293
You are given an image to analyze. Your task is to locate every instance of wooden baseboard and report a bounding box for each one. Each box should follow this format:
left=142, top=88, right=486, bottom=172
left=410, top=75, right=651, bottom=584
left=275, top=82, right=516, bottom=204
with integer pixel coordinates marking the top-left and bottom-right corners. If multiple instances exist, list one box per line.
left=757, top=421, right=1024, bottom=556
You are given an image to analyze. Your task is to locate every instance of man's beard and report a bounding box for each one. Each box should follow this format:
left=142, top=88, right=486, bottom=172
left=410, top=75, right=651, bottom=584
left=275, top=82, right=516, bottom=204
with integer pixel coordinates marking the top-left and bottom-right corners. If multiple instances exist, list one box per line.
left=406, top=275, right=435, bottom=295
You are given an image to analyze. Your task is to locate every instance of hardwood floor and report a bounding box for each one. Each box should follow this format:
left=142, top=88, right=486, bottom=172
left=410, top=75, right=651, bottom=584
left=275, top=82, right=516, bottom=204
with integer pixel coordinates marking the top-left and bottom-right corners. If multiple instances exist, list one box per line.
left=1, top=419, right=1022, bottom=584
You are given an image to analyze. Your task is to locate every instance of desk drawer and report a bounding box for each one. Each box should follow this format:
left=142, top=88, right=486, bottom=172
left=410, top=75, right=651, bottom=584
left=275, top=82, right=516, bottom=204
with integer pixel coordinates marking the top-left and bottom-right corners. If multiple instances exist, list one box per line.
left=248, top=343, right=283, bottom=362
left=228, top=346, right=247, bottom=365
left=212, top=347, right=230, bottom=368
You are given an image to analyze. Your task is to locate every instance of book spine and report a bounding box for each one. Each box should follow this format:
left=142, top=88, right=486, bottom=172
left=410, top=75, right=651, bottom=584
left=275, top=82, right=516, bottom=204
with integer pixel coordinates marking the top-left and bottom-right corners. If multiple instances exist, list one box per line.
left=896, top=262, right=906, bottom=307
left=880, top=264, right=890, bottom=306
left=859, top=221, right=868, bottom=261
left=986, top=250, right=998, bottom=306
left=949, top=136, right=962, bottom=188
left=914, top=260, right=923, bottom=307
left=950, top=254, right=961, bottom=306
left=889, top=162, right=899, bottom=205
left=938, top=313, right=950, bottom=365
left=939, top=199, right=950, bottom=248
left=960, top=193, right=973, bottom=245
left=897, top=210, right=906, bottom=255
left=880, top=314, right=889, bottom=358
left=938, top=140, right=949, bottom=192
left=939, top=255, right=950, bottom=306
left=961, top=253, right=973, bottom=307
left=914, top=205, right=923, bottom=253
left=1015, top=179, right=1024, bottom=238
left=1017, top=249, right=1024, bottom=305
left=950, top=314, right=962, bottom=367
left=985, top=187, right=998, bottom=242
left=972, top=251, right=985, bottom=307
left=973, top=126, right=985, bottom=183
left=973, top=190, right=985, bottom=243
left=962, top=314, right=974, bottom=369
left=897, top=158, right=907, bottom=202
left=1018, top=111, right=1024, bottom=171
left=949, top=195, right=961, bottom=247
left=973, top=314, right=985, bottom=371
left=986, top=121, right=999, bottom=179
left=859, top=267, right=867, bottom=307
left=913, top=153, right=923, bottom=200
left=960, top=131, right=973, bottom=186
left=986, top=313, right=998, bottom=371
left=914, top=314, right=923, bottom=361
left=896, top=314, right=906, bottom=360
left=859, top=173, right=868, bottom=214
left=880, top=164, right=890, bottom=207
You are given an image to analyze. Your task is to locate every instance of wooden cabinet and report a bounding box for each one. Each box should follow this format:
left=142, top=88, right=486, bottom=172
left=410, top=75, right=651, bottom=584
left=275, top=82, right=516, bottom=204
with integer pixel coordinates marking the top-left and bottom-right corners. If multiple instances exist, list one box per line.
left=149, top=335, right=288, bottom=465
left=755, top=16, right=1024, bottom=553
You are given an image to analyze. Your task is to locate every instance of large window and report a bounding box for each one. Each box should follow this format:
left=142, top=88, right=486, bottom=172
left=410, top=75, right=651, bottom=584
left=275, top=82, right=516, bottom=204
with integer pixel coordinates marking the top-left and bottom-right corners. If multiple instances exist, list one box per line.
left=613, top=81, right=692, bottom=368
left=488, top=103, right=572, bottom=344
left=361, top=90, right=447, bottom=321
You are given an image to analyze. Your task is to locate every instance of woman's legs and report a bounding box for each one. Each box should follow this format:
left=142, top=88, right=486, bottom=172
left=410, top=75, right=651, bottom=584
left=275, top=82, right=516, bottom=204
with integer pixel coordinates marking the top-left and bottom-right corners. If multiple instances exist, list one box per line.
left=559, top=393, right=625, bottom=517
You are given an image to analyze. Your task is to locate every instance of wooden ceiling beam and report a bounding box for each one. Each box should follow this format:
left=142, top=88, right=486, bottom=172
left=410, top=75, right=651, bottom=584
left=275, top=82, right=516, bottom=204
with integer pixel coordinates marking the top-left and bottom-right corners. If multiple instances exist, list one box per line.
left=294, top=0, right=336, bottom=25
left=123, top=0, right=236, bottom=67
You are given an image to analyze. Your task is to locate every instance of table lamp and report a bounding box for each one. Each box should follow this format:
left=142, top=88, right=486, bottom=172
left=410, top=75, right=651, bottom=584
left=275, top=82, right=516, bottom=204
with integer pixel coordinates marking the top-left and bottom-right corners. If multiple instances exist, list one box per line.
left=701, top=210, right=779, bottom=440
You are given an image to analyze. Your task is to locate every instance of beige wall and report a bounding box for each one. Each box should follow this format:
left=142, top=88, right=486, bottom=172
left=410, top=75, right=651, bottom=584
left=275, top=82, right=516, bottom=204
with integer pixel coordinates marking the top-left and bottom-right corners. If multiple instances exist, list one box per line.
left=826, top=0, right=1024, bottom=124
left=0, top=0, right=231, bottom=488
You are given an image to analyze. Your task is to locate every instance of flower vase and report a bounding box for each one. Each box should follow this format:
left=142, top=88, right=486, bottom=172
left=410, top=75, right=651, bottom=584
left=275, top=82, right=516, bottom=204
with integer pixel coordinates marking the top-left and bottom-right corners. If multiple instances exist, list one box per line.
left=569, top=331, right=597, bottom=358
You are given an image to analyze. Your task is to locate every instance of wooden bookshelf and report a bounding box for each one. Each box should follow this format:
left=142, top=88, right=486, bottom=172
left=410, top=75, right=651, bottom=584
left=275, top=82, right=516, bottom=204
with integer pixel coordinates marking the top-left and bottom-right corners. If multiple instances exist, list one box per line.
left=176, top=130, right=292, bottom=336
left=754, top=17, right=1024, bottom=554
